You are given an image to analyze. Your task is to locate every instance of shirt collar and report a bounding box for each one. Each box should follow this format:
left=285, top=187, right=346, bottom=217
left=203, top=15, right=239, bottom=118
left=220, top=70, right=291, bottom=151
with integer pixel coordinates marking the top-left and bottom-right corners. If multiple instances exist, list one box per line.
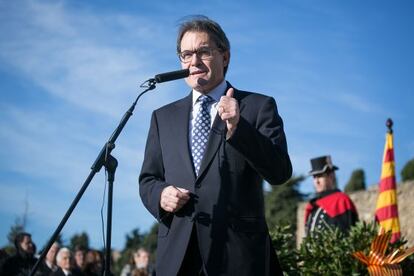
left=192, top=80, right=227, bottom=105
left=311, top=188, right=341, bottom=203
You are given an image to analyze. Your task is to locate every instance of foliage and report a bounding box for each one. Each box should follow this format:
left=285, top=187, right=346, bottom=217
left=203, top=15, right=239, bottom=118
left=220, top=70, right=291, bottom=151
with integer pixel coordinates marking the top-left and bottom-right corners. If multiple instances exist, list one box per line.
left=344, top=169, right=366, bottom=193
left=124, top=228, right=145, bottom=250
left=265, top=175, right=305, bottom=234
left=7, top=218, right=25, bottom=246
left=113, top=224, right=159, bottom=275
left=401, top=158, right=414, bottom=182
left=7, top=200, right=29, bottom=248
left=69, top=232, right=90, bottom=251
left=270, top=221, right=414, bottom=275
left=141, top=223, right=158, bottom=260
left=401, top=254, right=414, bottom=276
left=298, top=221, right=376, bottom=275
left=5, top=215, right=27, bottom=256
left=390, top=236, right=414, bottom=276
left=113, top=228, right=145, bottom=275
left=270, top=225, right=300, bottom=276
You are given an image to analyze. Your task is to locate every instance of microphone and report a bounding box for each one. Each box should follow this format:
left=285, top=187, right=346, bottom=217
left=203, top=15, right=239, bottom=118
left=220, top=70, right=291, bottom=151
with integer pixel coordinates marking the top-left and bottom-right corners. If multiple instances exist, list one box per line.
left=154, top=69, right=189, bottom=83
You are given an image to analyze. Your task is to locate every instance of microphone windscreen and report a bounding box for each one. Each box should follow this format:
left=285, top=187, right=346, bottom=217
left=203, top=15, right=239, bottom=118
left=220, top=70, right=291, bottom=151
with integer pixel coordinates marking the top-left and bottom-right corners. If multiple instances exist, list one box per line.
left=154, top=69, right=189, bottom=83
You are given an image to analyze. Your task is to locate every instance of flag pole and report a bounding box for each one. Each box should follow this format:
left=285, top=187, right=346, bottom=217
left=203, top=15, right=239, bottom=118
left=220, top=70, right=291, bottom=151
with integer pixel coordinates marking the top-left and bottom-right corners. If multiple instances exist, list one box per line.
left=386, top=118, right=393, bottom=134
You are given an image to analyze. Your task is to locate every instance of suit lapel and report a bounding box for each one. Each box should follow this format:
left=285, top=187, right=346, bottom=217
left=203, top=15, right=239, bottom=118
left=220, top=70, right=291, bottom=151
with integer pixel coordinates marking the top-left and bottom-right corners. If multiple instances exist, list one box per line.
left=197, top=113, right=226, bottom=178
left=171, top=93, right=196, bottom=178
left=197, top=85, right=244, bottom=178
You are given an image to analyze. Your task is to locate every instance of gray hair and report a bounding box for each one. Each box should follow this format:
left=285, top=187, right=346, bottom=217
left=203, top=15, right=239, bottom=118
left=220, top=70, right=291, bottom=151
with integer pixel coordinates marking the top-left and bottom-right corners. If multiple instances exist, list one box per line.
left=56, top=247, right=71, bottom=263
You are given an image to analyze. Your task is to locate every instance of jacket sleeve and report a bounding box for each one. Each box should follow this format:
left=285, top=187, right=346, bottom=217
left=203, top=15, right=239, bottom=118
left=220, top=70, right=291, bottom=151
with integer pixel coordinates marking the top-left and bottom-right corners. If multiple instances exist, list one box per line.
left=227, top=96, right=292, bottom=185
left=139, top=111, right=169, bottom=220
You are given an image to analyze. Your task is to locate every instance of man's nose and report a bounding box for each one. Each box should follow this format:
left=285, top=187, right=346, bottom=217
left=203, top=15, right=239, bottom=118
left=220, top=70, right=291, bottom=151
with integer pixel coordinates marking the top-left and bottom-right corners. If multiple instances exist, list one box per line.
left=190, top=52, right=201, bottom=66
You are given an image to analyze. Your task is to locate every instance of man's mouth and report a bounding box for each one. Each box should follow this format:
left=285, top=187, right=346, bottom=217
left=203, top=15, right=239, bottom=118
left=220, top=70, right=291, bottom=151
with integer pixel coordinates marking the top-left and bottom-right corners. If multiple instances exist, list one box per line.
left=190, top=70, right=206, bottom=76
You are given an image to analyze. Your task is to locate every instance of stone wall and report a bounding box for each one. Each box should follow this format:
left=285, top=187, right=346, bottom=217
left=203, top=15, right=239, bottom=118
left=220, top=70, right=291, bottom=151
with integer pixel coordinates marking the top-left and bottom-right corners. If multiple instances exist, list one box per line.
left=296, top=181, right=414, bottom=247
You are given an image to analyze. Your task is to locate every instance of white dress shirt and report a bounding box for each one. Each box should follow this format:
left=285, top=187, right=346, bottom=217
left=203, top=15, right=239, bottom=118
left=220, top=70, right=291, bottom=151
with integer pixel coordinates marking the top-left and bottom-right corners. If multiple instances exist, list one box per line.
left=189, top=79, right=227, bottom=142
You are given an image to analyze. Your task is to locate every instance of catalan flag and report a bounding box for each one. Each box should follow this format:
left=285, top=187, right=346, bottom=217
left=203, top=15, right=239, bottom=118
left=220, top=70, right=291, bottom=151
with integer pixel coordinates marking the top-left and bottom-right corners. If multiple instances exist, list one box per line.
left=375, top=118, right=401, bottom=243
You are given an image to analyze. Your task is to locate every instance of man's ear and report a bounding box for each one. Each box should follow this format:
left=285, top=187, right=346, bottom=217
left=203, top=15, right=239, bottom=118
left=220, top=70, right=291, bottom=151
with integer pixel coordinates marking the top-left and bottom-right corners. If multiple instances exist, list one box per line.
left=223, top=51, right=230, bottom=67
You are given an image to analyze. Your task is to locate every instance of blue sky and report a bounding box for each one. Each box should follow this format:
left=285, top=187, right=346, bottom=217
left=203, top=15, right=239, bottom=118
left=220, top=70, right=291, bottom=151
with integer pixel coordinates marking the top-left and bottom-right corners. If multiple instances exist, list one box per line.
left=1, top=0, right=413, bottom=250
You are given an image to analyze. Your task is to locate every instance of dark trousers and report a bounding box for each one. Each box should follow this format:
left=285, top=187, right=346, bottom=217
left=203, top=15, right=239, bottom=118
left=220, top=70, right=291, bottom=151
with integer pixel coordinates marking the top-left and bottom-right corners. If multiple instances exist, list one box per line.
left=178, top=226, right=205, bottom=276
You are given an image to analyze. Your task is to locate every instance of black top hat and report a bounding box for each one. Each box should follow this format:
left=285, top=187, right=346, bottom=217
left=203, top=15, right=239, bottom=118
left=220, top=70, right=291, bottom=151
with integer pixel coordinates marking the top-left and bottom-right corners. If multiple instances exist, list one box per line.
left=309, top=155, right=339, bottom=175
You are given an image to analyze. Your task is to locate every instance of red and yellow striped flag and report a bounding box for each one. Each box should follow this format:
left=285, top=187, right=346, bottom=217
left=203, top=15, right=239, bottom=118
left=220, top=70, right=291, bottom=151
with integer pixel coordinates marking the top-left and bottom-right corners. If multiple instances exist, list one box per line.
left=375, top=119, right=401, bottom=243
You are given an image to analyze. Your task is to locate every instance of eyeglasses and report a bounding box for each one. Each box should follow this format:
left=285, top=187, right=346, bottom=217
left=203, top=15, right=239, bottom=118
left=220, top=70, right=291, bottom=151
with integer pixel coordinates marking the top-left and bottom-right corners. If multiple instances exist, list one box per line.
left=177, top=47, right=220, bottom=63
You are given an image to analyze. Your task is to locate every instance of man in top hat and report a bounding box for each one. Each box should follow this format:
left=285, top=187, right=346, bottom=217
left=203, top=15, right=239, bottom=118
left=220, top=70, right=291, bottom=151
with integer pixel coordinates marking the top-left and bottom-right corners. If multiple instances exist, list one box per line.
left=304, top=155, right=358, bottom=236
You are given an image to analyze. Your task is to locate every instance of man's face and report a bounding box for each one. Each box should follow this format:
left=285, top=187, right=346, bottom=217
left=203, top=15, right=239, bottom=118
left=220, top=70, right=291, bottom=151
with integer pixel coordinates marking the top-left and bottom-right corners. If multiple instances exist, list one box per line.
left=58, top=251, right=71, bottom=270
left=313, top=172, right=335, bottom=193
left=20, top=236, right=35, bottom=254
left=75, top=250, right=85, bottom=267
left=179, top=31, right=229, bottom=93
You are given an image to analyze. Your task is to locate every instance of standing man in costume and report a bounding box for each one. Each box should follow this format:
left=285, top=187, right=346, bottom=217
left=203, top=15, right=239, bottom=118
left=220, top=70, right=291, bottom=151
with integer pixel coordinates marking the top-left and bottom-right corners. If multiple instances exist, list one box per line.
left=305, top=155, right=358, bottom=236
left=139, top=16, right=292, bottom=276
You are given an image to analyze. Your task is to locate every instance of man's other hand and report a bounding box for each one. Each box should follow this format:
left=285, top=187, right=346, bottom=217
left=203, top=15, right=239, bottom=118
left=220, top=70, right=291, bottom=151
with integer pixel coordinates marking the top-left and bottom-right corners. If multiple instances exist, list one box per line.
left=160, top=186, right=190, bottom=212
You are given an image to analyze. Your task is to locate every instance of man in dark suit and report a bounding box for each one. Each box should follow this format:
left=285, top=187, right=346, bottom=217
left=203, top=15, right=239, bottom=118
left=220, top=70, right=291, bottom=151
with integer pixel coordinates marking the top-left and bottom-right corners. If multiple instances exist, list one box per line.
left=51, top=247, right=79, bottom=276
left=0, top=232, right=38, bottom=276
left=139, top=15, right=292, bottom=276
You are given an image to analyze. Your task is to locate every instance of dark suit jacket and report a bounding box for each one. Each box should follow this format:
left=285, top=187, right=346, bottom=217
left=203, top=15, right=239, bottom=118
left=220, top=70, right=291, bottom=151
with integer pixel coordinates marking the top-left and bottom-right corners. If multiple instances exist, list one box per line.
left=139, top=84, right=292, bottom=276
left=50, top=267, right=83, bottom=276
left=50, top=268, right=68, bottom=276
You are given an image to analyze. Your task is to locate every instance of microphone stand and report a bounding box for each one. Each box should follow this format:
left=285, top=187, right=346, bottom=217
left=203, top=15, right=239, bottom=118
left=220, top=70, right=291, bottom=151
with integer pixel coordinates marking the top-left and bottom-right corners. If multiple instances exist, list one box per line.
left=30, top=78, right=157, bottom=276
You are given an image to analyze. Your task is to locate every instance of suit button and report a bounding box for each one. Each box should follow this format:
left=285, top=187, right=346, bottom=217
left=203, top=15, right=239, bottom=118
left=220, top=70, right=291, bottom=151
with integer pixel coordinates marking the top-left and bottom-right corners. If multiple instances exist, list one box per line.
left=195, top=183, right=201, bottom=188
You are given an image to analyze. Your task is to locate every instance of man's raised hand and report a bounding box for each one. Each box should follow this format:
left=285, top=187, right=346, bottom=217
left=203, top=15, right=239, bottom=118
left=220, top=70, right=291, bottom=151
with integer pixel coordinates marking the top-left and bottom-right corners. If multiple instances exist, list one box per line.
left=218, top=88, right=239, bottom=139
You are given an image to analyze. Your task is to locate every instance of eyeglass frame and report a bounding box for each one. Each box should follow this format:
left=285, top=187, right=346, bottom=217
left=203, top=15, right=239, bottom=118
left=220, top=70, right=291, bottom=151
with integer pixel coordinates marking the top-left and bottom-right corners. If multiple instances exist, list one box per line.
left=177, top=47, right=223, bottom=63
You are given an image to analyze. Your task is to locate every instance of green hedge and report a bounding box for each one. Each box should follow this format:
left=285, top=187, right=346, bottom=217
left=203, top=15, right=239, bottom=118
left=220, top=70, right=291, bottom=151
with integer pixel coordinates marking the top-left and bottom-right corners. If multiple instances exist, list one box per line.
left=271, top=222, right=414, bottom=275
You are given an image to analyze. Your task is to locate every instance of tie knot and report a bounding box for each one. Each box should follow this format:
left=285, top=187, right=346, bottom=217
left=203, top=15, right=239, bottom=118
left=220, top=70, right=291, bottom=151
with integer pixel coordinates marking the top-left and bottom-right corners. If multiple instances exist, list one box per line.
left=198, top=95, right=213, bottom=105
